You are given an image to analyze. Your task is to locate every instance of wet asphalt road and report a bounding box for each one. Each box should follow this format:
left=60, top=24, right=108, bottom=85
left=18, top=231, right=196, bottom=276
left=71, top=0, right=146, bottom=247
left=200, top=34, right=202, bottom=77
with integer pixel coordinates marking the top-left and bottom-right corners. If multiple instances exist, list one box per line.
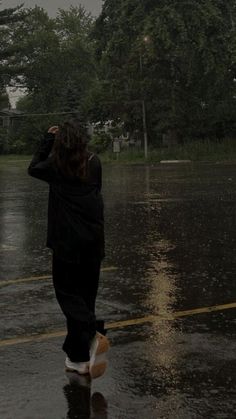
left=0, top=160, right=236, bottom=418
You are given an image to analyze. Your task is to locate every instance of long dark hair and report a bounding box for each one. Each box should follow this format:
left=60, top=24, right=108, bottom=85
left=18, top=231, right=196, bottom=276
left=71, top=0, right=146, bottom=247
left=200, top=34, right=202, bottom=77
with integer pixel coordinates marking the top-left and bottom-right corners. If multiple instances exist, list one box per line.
left=52, top=119, right=89, bottom=179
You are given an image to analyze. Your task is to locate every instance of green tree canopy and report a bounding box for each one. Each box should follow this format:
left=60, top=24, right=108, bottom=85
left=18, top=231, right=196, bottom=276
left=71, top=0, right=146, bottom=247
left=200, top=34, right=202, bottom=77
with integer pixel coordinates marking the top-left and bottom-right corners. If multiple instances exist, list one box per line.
left=93, top=0, right=236, bottom=142
left=0, top=88, right=10, bottom=110
left=0, top=2, right=24, bottom=88
left=13, top=5, right=96, bottom=116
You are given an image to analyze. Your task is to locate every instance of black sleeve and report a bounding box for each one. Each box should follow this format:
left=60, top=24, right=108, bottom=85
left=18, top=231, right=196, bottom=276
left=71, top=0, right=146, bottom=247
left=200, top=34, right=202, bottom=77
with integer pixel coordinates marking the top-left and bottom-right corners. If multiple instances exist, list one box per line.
left=97, top=156, right=102, bottom=192
left=28, top=133, right=56, bottom=183
left=89, top=154, right=102, bottom=191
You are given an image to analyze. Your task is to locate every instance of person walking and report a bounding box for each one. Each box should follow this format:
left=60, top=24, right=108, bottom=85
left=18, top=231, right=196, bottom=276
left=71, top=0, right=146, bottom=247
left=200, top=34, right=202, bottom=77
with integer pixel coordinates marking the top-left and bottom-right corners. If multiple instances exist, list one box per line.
left=28, top=119, right=110, bottom=378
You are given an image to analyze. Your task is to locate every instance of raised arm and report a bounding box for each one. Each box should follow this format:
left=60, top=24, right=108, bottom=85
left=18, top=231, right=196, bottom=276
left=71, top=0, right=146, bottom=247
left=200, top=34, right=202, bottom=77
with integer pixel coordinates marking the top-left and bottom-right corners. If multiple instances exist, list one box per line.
left=28, top=130, right=57, bottom=183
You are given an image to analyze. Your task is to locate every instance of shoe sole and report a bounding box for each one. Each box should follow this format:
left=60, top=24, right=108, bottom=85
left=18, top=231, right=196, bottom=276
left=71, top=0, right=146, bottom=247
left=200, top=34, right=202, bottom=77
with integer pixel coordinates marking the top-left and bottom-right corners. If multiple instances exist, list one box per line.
left=89, top=334, right=110, bottom=379
left=65, top=358, right=90, bottom=375
left=96, top=332, right=110, bottom=355
left=90, top=360, right=108, bottom=379
left=65, top=366, right=89, bottom=375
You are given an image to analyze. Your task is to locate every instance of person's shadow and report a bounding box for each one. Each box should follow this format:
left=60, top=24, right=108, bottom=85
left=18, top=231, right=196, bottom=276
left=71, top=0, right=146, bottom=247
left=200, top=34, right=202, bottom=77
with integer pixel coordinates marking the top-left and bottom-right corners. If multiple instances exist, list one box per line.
left=64, top=371, right=108, bottom=419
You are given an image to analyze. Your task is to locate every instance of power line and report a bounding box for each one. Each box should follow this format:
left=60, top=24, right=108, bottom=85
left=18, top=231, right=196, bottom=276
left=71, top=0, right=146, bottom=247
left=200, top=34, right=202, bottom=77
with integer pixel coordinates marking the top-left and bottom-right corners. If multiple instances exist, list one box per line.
left=0, top=110, right=80, bottom=119
left=6, top=94, right=23, bottom=98
left=0, top=99, right=144, bottom=119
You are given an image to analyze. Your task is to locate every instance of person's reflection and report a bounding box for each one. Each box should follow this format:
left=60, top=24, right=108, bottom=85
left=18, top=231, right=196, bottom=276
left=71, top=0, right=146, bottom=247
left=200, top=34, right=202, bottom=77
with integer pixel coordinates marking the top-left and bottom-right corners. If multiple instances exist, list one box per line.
left=64, top=372, right=108, bottom=419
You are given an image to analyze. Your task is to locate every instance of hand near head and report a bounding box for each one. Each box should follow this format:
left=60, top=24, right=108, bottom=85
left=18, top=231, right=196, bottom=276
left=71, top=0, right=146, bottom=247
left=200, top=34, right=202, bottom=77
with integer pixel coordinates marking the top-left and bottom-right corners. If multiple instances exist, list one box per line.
left=48, top=126, right=59, bottom=134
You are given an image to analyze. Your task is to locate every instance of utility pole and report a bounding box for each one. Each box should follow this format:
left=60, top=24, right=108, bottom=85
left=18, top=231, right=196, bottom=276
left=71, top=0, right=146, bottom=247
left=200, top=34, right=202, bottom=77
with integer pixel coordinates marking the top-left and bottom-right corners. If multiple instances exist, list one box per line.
left=139, top=53, right=148, bottom=159
left=142, top=99, right=148, bottom=159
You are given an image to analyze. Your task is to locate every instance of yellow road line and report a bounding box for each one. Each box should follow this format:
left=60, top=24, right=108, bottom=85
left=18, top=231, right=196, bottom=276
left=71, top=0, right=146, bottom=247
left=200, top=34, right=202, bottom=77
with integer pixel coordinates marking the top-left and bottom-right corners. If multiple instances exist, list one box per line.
left=0, top=267, right=117, bottom=288
left=0, top=331, right=66, bottom=348
left=106, top=301, right=236, bottom=329
left=173, top=302, right=236, bottom=318
left=0, top=275, right=51, bottom=288
left=1, top=301, right=236, bottom=348
left=102, top=267, right=117, bottom=273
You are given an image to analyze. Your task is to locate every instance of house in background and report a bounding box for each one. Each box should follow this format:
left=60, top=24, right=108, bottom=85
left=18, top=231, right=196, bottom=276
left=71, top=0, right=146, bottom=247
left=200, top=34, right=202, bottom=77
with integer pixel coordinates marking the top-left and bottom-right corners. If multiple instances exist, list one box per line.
left=88, top=120, right=141, bottom=149
left=0, top=109, right=23, bottom=133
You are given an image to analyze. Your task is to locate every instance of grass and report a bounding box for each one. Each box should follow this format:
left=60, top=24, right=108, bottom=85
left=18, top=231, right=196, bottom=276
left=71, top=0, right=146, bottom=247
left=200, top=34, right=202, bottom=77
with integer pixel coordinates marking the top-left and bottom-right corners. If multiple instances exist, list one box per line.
left=100, top=138, right=236, bottom=164
left=1, top=138, right=236, bottom=165
left=0, top=155, right=30, bottom=160
left=0, top=155, right=30, bottom=167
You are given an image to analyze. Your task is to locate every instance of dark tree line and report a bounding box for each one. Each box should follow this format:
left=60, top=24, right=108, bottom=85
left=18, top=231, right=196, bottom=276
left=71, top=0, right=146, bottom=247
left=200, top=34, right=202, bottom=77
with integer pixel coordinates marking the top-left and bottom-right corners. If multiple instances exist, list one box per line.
left=1, top=0, right=236, bottom=153
left=93, top=0, right=236, bottom=143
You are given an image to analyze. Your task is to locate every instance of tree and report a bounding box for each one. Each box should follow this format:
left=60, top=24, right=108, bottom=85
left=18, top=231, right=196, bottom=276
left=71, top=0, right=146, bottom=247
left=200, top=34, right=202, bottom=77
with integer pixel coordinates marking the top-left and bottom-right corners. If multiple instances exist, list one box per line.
left=0, top=2, right=24, bottom=88
left=11, top=6, right=61, bottom=112
left=93, top=0, right=236, bottom=143
left=143, top=0, right=236, bottom=140
left=0, top=88, right=10, bottom=110
left=12, top=5, right=96, bottom=116
left=4, top=5, right=98, bottom=154
left=54, top=6, right=96, bottom=116
left=0, top=2, right=23, bottom=153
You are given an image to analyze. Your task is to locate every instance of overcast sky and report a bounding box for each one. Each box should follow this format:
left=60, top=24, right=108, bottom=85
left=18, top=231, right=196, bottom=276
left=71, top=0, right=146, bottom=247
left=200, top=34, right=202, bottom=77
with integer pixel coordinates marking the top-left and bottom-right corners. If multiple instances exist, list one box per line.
left=0, top=0, right=102, bottom=16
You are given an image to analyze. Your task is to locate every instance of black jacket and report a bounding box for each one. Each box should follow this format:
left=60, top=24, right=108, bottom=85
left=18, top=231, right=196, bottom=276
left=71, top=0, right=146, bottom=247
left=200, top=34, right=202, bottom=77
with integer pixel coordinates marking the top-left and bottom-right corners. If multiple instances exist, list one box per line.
left=28, top=133, right=105, bottom=263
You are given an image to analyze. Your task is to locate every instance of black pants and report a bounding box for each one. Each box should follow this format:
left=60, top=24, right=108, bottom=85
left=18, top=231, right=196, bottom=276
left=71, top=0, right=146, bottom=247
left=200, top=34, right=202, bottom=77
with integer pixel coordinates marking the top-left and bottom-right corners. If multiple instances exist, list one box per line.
left=52, top=253, right=103, bottom=362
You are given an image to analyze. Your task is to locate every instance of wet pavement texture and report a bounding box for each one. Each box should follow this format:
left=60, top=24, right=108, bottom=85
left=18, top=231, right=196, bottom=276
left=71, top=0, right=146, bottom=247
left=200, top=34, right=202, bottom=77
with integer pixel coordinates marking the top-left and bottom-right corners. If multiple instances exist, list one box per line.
left=1, top=161, right=236, bottom=418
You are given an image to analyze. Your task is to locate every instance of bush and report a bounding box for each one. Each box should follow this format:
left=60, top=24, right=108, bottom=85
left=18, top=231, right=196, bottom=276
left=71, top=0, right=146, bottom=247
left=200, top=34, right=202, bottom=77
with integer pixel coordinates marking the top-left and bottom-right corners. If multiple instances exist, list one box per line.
left=9, top=139, right=27, bottom=154
left=89, top=132, right=112, bottom=154
left=8, top=116, right=62, bottom=154
left=0, top=127, right=9, bottom=154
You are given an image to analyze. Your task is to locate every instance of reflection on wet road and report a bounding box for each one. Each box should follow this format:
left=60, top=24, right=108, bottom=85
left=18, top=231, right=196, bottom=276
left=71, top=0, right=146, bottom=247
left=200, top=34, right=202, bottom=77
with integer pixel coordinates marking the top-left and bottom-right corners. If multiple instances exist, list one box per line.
left=64, top=371, right=108, bottom=419
left=1, top=161, right=236, bottom=418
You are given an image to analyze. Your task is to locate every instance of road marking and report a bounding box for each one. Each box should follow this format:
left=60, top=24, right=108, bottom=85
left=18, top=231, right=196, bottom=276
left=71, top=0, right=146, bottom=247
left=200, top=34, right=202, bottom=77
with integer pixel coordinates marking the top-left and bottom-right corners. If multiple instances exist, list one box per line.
left=0, top=331, right=66, bottom=347
left=0, top=267, right=117, bottom=289
left=131, top=198, right=189, bottom=205
left=0, top=275, right=51, bottom=288
left=0, top=301, right=236, bottom=348
left=160, top=160, right=192, bottom=164
left=106, top=301, right=236, bottom=329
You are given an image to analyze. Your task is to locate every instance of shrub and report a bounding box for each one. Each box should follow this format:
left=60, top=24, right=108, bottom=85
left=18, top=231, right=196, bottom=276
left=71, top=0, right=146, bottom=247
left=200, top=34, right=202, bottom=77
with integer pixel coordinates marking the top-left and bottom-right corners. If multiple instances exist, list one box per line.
left=89, top=132, right=112, bottom=154
left=0, top=127, right=9, bottom=154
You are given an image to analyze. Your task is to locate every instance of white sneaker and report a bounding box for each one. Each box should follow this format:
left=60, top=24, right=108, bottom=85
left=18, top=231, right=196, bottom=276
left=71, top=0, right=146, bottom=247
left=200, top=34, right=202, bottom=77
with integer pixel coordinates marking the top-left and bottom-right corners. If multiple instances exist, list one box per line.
left=89, top=332, right=110, bottom=379
left=65, top=356, right=90, bottom=375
